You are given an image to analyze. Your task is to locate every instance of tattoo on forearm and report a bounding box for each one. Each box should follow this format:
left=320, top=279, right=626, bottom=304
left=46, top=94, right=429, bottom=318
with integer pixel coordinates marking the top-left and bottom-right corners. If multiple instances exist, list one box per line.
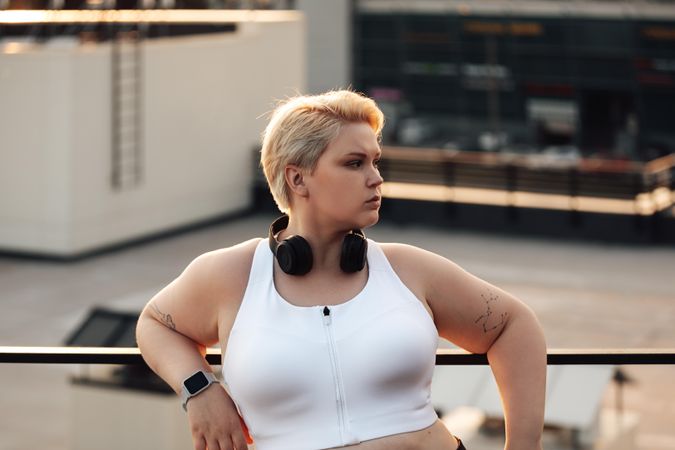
left=474, top=290, right=508, bottom=333
left=151, top=303, right=176, bottom=330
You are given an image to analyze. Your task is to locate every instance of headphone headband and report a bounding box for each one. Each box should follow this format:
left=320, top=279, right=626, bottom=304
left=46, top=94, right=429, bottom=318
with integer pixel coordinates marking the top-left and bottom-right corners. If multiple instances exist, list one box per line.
left=268, top=215, right=291, bottom=256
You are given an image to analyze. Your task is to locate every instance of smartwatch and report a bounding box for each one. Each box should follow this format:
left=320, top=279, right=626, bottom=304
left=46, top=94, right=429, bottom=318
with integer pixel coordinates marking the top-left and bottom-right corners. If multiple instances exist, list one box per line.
left=181, top=370, right=218, bottom=411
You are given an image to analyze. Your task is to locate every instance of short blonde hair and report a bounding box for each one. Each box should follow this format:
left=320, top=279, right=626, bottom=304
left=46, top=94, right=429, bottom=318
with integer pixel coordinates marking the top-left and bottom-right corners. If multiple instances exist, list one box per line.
left=261, top=90, right=385, bottom=214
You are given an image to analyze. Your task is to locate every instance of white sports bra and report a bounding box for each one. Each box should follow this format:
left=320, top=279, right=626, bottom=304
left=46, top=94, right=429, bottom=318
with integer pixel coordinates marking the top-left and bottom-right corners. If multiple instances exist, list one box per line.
left=222, top=239, right=439, bottom=450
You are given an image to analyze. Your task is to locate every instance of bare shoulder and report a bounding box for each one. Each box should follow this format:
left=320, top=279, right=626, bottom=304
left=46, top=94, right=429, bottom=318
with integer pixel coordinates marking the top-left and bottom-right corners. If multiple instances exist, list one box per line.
left=379, top=242, right=435, bottom=263
left=381, top=242, right=528, bottom=354
left=378, top=241, right=470, bottom=292
left=143, top=238, right=262, bottom=347
left=377, top=242, right=449, bottom=305
left=379, top=242, right=452, bottom=280
left=185, top=237, right=262, bottom=294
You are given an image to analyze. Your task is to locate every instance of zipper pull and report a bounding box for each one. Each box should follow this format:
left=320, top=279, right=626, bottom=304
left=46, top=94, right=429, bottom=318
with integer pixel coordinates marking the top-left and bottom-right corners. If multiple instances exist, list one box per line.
left=323, top=306, right=331, bottom=325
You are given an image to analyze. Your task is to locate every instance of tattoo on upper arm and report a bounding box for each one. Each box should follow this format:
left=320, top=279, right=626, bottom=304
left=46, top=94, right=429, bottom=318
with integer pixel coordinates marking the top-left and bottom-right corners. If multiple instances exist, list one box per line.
left=474, top=289, right=508, bottom=333
left=151, top=303, right=176, bottom=330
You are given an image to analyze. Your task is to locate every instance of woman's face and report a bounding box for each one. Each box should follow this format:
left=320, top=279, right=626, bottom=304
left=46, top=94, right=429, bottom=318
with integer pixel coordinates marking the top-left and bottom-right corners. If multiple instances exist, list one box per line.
left=303, top=121, right=383, bottom=230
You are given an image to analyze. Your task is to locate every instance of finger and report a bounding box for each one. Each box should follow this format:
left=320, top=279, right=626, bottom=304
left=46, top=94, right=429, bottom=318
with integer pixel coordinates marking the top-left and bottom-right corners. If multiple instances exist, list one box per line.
left=193, top=436, right=206, bottom=450
left=223, top=438, right=233, bottom=450
left=206, top=437, right=221, bottom=450
left=218, top=437, right=235, bottom=450
left=232, top=430, right=249, bottom=450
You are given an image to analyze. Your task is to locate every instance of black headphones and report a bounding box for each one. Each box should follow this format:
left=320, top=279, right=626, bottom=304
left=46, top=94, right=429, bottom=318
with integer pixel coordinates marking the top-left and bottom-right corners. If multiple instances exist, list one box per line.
left=268, top=215, right=368, bottom=276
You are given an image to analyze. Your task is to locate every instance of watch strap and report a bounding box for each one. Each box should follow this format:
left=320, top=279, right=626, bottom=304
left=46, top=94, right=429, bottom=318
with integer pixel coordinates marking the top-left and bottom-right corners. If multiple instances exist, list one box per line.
left=181, top=370, right=218, bottom=412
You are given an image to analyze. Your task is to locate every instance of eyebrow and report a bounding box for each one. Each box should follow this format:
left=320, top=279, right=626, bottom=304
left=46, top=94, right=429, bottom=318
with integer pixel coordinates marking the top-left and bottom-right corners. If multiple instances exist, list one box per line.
left=344, top=150, right=382, bottom=158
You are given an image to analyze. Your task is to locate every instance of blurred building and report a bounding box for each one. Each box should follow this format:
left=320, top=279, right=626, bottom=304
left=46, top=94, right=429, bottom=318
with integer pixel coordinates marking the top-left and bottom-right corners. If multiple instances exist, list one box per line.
left=1, top=1, right=674, bottom=252
left=353, top=0, right=675, bottom=162
left=0, top=10, right=305, bottom=257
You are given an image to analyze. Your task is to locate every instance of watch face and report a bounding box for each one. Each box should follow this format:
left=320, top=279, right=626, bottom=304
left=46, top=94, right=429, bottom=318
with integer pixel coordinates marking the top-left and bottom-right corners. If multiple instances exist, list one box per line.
left=184, top=372, right=209, bottom=395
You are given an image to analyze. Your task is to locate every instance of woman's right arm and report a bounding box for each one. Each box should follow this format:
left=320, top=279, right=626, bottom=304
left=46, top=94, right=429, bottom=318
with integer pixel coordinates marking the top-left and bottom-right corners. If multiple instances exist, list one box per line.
left=136, top=240, right=258, bottom=450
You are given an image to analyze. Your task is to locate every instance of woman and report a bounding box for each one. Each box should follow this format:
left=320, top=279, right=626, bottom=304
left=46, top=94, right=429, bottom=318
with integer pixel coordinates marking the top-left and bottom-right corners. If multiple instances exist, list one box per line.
left=136, top=90, right=546, bottom=450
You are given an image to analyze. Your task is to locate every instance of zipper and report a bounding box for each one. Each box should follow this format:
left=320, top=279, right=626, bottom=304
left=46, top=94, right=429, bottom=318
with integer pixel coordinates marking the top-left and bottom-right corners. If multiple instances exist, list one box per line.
left=322, top=306, right=348, bottom=444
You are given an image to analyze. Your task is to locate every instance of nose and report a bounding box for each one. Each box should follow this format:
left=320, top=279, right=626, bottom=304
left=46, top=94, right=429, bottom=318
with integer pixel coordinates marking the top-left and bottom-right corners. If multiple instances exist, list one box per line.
left=367, top=165, right=384, bottom=188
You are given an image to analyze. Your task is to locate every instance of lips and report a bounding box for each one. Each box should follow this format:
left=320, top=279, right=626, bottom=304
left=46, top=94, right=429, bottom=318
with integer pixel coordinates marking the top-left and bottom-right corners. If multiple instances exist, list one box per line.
left=365, top=195, right=381, bottom=209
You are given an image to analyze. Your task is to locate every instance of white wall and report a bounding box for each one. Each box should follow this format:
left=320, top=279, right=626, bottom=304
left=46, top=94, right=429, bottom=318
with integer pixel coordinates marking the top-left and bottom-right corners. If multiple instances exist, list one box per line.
left=296, top=0, right=351, bottom=93
left=0, top=15, right=305, bottom=256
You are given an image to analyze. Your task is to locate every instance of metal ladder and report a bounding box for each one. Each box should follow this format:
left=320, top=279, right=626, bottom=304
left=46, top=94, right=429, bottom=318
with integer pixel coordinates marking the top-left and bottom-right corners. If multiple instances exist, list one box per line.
left=111, top=25, right=143, bottom=191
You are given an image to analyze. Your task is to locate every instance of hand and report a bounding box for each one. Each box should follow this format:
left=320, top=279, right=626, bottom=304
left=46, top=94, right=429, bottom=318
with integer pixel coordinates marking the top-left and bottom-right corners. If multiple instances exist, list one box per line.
left=186, top=383, right=252, bottom=450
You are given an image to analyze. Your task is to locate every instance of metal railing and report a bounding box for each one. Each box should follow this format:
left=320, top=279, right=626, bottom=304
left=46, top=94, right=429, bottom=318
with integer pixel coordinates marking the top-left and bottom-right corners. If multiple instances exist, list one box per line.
left=380, top=147, right=675, bottom=216
left=2, top=346, right=675, bottom=365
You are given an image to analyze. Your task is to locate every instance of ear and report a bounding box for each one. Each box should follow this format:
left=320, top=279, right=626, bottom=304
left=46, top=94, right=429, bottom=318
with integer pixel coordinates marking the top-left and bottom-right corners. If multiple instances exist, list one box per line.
left=284, top=164, right=309, bottom=198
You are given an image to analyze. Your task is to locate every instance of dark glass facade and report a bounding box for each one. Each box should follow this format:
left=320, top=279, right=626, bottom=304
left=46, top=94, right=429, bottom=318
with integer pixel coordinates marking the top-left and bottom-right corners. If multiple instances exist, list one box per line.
left=354, top=8, right=675, bottom=161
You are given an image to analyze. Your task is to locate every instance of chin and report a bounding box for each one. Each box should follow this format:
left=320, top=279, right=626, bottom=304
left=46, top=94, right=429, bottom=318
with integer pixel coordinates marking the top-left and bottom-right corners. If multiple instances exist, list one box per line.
left=330, top=209, right=380, bottom=231
left=359, top=210, right=380, bottom=230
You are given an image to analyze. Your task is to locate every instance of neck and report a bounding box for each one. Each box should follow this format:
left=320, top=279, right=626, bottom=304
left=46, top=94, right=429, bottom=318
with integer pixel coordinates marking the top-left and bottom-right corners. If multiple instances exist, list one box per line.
left=281, top=213, right=353, bottom=272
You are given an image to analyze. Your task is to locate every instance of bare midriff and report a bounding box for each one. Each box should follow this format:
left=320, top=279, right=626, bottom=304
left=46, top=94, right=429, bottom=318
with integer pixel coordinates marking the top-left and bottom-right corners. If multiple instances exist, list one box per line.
left=336, top=420, right=459, bottom=450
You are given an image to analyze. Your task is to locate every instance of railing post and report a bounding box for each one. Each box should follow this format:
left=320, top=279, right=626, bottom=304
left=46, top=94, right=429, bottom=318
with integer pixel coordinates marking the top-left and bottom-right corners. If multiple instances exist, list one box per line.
left=568, top=166, right=581, bottom=227
left=505, top=163, right=518, bottom=223
left=443, top=158, right=457, bottom=218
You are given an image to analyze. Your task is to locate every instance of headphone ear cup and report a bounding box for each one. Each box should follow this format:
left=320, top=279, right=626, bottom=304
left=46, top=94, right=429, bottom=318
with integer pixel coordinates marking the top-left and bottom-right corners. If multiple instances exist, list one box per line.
left=277, top=235, right=313, bottom=275
left=340, top=233, right=368, bottom=273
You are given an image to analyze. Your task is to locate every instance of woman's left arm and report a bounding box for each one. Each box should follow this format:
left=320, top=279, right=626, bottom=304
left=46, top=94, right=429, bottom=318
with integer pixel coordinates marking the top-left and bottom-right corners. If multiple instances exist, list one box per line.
left=478, top=291, right=546, bottom=450
left=386, top=244, right=546, bottom=450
